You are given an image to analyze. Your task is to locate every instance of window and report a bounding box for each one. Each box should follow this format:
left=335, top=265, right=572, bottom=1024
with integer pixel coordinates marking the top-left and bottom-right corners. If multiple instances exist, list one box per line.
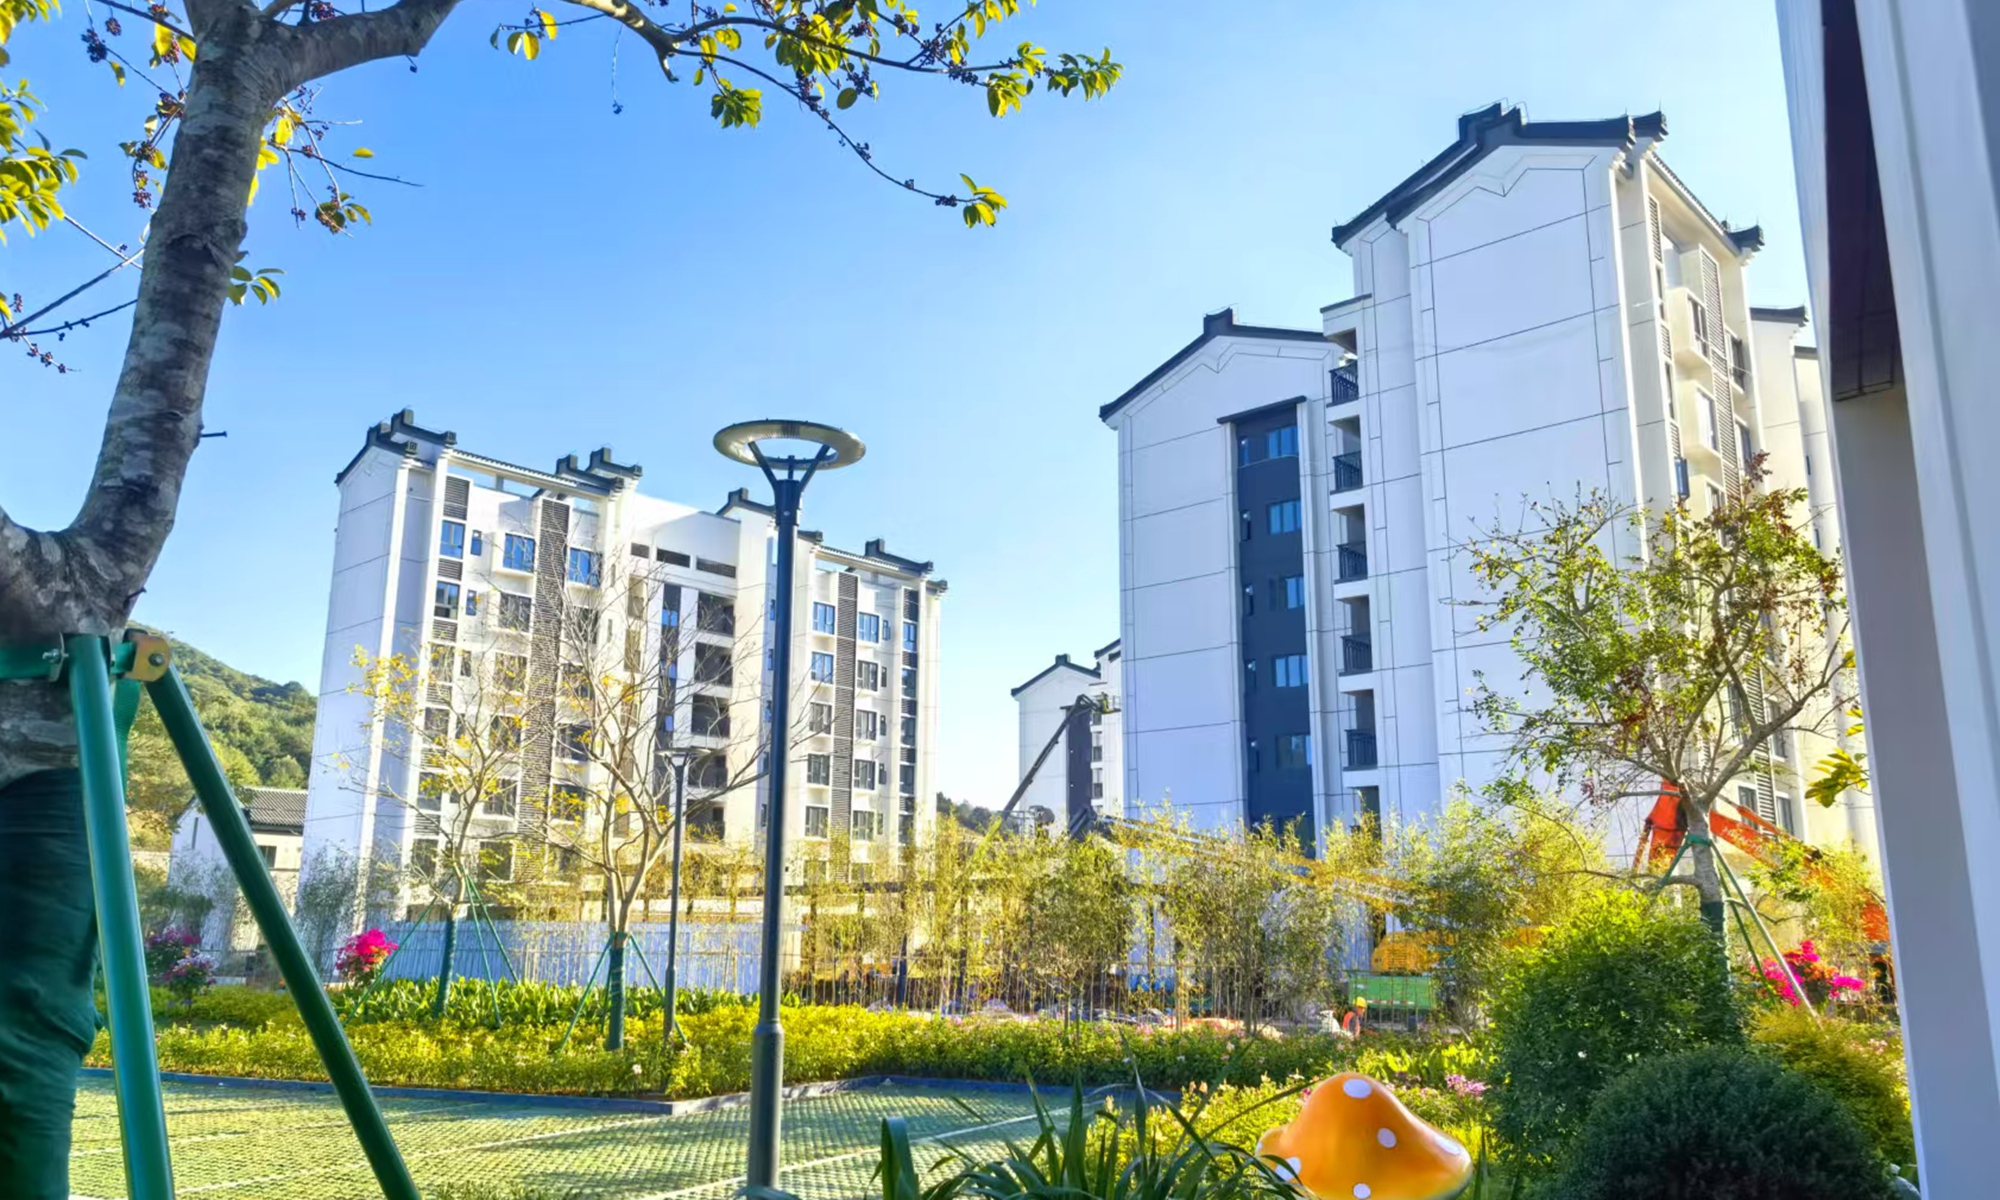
left=1805, top=454, right=1812, bottom=478
left=858, top=661, right=881, bottom=691
left=902, top=621, right=918, bottom=651
left=694, top=643, right=733, bottom=686
left=469, top=531, right=484, bottom=557
left=813, top=602, right=837, bottom=633
left=1730, top=334, right=1750, bottom=389
left=551, top=783, right=586, bottom=823
left=857, top=613, right=882, bottom=642
left=1267, top=500, right=1301, bottom=534
left=691, top=695, right=729, bottom=738
left=807, top=754, right=831, bottom=785
left=440, top=520, right=466, bottom=559
left=410, top=838, right=439, bottom=881
left=1246, top=738, right=1259, bottom=773
left=855, top=760, right=878, bottom=790
left=660, top=584, right=682, bottom=628
left=1736, top=784, right=1759, bottom=820
left=489, top=714, right=522, bottom=752
left=1776, top=793, right=1797, bottom=836
left=805, top=806, right=830, bottom=838
left=494, top=653, right=528, bottom=691
left=556, top=662, right=588, bottom=701
left=852, top=810, right=878, bottom=841
left=691, top=753, right=727, bottom=789
left=1242, top=585, right=1254, bottom=617
left=1282, top=575, right=1305, bottom=609
left=809, top=702, right=833, bottom=734
left=559, top=723, right=591, bottom=762
left=899, top=763, right=916, bottom=794
left=656, top=548, right=691, bottom=567
left=464, top=591, right=480, bottom=617
left=1698, top=389, right=1719, bottom=449
left=502, top=534, right=536, bottom=572
left=1276, top=733, right=1312, bottom=770
left=433, top=581, right=460, bottom=619
left=695, top=557, right=736, bottom=578
left=459, top=649, right=473, bottom=677
left=900, top=715, right=916, bottom=743
left=810, top=652, right=835, bottom=682
left=1273, top=654, right=1309, bottom=688
left=1240, top=510, right=1253, bottom=542
left=1675, top=458, right=1691, bottom=500
left=566, top=548, right=601, bottom=586
left=497, top=593, right=532, bottom=632
left=478, top=841, right=515, bottom=884
left=856, top=710, right=880, bottom=741
left=901, top=666, right=917, bottom=694
left=1690, top=297, right=1711, bottom=351
left=1237, top=436, right=1261, bottom=467
left=697, top=593, right=735, bottom=635
left=1266, top=425, right=1299, bottom=459
left=417, top=771, right=446, bottom=812
left=482, top=779, right=518, bottom=818
left=1737, top=421, right=1755, bottom=469
left=428, top=643, right=455, bottom=679
left=1706, top=482, right=1726, bottom=515
left=1243, top=659, right=1257, bottom=692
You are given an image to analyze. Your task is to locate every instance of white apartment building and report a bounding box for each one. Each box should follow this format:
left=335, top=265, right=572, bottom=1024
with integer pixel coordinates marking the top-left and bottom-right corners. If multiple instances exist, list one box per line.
left=1010, top=639, right=1123, bottom=830
left=1101, top=103, right=1870, bottom=858
left=302, top=412, right=944, bottom=918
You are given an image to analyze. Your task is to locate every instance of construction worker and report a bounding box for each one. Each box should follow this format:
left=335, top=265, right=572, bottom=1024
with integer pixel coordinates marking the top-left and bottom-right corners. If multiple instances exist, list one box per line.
left=1339, top=996, right=1369, bottom=1038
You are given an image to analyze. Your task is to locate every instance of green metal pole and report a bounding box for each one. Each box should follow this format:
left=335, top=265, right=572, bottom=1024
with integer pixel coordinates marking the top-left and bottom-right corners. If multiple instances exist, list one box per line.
left=554, top=936, right=613, bottom=1054
left=147, top=668, right=420, bottom=1200
left=68, top=636, right=175, bottom=1200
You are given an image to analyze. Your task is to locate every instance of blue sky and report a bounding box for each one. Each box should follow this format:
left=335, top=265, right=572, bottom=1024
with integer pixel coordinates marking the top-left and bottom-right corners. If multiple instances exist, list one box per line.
left=8, top=0, right=1808, bottom=806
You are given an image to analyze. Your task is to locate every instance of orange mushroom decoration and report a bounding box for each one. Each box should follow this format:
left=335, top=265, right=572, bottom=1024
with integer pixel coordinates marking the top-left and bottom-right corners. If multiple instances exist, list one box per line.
left=1256, top=1072, right=1473, bottom=1200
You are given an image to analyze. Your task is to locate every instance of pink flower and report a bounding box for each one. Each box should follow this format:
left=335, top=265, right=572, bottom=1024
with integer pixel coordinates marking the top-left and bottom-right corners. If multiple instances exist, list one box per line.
left=1446, top=1074, right=1488, bottom=1098
left=1830, top=975, right=1867, bottom=992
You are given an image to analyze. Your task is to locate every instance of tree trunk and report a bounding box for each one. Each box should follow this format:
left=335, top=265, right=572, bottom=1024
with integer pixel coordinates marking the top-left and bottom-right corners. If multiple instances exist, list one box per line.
left=432, top=905, right=458, bottom=1018
left=1682, top=802, right=1730, bottom=945
left=604, top=931, right=628, bottom=1051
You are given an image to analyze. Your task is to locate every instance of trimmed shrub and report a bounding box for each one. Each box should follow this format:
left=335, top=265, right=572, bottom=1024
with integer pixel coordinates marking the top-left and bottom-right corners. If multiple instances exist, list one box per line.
left=1546, top=1045, right=1892, bottom=1200
left=1751, top=1007, right=1914, bottom=1167
left=1488, top=890, right=1738, bottom=1167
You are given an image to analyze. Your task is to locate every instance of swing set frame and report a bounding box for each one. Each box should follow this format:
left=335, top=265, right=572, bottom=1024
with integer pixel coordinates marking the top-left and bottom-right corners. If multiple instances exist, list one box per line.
left=0, top=631, right=417, bottom=1200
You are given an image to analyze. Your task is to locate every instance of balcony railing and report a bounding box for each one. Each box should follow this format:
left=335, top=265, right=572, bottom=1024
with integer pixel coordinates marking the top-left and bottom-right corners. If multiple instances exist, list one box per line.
left=1345, top=728, right=1378, bottom=770
left=1333, top=451, right=1363, bottom=493
left=1341, top=634, right=1373, bottom=674
left=1330, top=369, right=1359, bottom=405
left=1337, top=541, right=1369, bottom=581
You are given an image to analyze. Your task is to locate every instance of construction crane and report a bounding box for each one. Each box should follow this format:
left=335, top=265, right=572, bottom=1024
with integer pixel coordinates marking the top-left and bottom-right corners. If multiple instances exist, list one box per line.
left=993, top=692, right=1118, bottom=838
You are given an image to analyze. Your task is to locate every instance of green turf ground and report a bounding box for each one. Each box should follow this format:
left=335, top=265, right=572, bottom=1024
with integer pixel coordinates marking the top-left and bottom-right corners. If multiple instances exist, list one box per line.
left=70, top=1077, right=1046, bottom=1199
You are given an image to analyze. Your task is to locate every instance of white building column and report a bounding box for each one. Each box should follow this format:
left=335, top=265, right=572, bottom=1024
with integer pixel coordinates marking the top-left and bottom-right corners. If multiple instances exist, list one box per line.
left=1777, top=1, right=2000, bottom=1192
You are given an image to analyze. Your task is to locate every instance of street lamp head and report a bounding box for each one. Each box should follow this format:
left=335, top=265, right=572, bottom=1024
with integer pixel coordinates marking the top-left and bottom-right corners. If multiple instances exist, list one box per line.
left=712, top=420, right=866, bottom=471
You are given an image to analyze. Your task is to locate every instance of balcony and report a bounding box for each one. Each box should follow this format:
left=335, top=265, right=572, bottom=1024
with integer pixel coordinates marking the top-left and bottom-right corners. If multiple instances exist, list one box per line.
left=1333, top=451, right=1363, bottom=493
left=1341, top=634, right=1373, bottom=675
left=1330, top=368, right=1359, bottom=405
left=1344, top=728, right=1378, bottom=770
left=1337, top=541, right=1369, bottom=582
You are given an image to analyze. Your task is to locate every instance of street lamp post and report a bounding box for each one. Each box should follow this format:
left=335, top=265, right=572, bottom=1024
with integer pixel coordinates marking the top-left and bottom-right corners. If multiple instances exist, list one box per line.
left=712, top=420, right=865, bottom=1190
left=662, top=755, right=688, bottom=1045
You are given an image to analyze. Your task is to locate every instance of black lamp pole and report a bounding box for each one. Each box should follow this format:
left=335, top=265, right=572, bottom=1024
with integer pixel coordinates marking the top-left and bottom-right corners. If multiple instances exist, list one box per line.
left=713, top=421, right=863, bottom=1190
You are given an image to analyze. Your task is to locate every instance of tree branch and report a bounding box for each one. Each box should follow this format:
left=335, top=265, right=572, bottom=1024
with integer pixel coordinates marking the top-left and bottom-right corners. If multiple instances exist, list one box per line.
left=283, top=0, right=465, bottom=85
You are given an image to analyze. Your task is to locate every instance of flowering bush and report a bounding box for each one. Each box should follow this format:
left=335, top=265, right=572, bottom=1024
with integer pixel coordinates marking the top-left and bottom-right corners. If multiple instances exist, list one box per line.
left=144, top=927, right=201, bottom=983
left=1760, top=939, right=1869, bottom=1008
left=336, top=929, right=398, bottom=985
left=163, top=952, right=218, bottom=1006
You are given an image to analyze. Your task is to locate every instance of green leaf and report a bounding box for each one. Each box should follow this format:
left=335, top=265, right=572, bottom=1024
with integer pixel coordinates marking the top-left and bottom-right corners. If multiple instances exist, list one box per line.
left=836, top=87, right=857, bottom=110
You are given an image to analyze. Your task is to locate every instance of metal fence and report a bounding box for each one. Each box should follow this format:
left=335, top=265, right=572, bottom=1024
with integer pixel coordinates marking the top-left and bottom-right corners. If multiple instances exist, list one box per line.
left=378, top=918, right=768, bottom=993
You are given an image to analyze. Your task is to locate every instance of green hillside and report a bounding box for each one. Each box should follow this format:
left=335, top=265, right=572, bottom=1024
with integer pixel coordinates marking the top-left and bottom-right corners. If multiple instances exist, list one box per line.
left=127, top=633, right=316, bottom=849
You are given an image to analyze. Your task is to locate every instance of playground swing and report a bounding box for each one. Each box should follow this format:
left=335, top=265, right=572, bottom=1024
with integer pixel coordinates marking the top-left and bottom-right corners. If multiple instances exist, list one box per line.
left=0, top=631, right=419, bottom=1200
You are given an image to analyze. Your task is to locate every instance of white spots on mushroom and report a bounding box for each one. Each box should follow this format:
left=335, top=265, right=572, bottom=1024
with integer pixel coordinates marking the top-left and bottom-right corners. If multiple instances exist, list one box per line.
left=1353, top=1185, right=1371, bottom=1199
left=1433, top=1130, right=1467, bottom=1158
left=1287, top=1157, right=1302, bottom=1175
left=1376, top=1127, right=1397, bottom=1148
left=1342, top=1077, right=1372, bottom=1100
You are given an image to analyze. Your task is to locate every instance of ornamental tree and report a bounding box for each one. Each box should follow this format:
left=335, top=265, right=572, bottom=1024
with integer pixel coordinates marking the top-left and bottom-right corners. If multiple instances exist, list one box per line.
left=1464, top=472, right=1858, bottom=941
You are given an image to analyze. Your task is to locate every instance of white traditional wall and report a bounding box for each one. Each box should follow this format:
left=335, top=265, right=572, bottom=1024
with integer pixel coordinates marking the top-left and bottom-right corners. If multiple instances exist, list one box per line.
left=1110, top=334, right=1337, bottom=832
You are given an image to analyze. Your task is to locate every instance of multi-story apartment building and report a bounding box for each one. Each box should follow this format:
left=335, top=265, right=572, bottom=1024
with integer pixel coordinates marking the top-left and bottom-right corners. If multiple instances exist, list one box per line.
left=1010, top=640, right=1123, bottom=830
left=302, top=412, right=945, bottom=917
left=1101, top=103, right=1872, bottom=859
